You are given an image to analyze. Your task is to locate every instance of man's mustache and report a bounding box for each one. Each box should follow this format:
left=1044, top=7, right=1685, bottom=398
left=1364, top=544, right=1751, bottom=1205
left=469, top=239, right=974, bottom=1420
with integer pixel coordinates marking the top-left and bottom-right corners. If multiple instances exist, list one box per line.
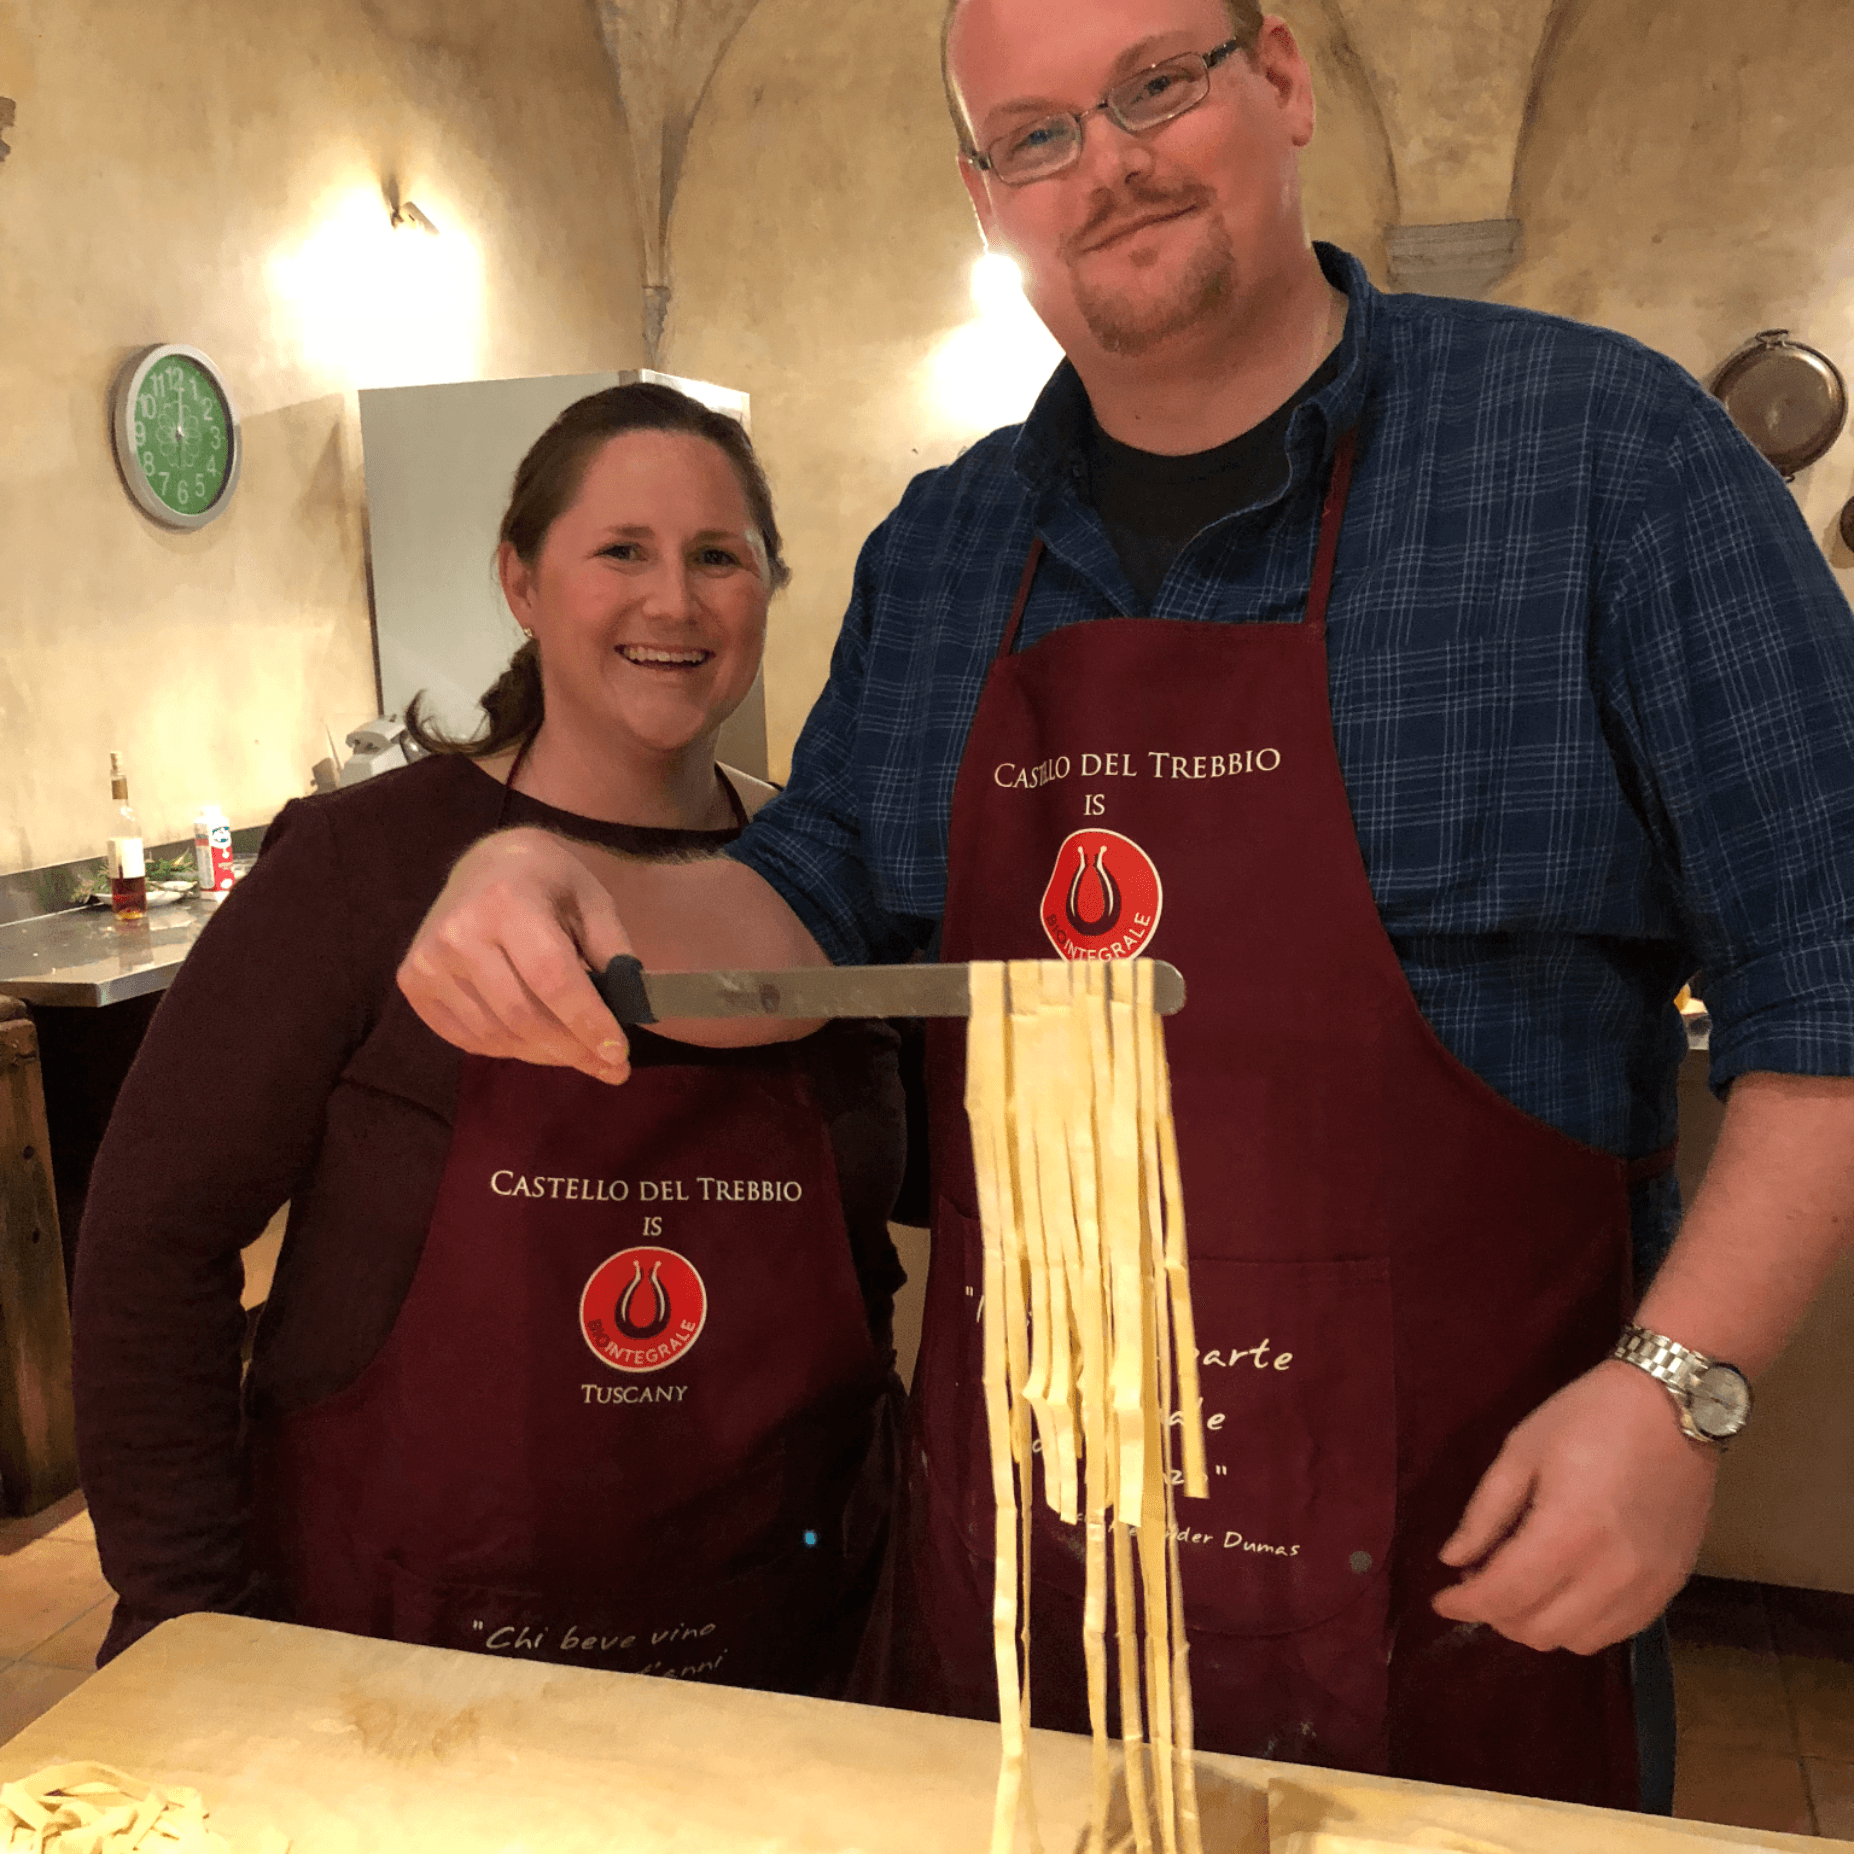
left=1063, top=179, right=1215, bottom=259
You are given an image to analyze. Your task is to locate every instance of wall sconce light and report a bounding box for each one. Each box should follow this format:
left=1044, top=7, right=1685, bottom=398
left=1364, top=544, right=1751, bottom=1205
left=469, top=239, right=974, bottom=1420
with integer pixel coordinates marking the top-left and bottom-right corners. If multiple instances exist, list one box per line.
left=970, top=251, right=1027, bottom=313
left=391, top=198, right=439, bottom=235
left=924, top=248, right=1062, bottom=434
left=273, top=181, right=482, bottom=388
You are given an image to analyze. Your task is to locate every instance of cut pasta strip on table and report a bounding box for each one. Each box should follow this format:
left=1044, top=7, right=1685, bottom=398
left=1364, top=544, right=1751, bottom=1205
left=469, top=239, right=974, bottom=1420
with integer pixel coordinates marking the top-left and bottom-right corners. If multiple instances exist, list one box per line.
left=966, top=958, right=1206, bottom=1854
left=0, top=1763, right=289, bottom=1852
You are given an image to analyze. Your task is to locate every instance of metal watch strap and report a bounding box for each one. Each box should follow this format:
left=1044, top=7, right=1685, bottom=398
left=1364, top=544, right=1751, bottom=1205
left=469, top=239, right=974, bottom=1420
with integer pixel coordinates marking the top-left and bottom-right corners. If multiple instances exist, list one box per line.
left=1612, top=1324, right=1751, bottom=1445
left=1612, top=1324, right=1712, bottom=1390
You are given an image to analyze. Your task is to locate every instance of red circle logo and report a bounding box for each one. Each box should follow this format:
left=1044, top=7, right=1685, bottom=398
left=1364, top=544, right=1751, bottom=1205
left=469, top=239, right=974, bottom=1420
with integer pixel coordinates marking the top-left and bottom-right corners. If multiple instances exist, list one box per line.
left=1040, top=829, right=1164, bottom=960
left=580, top=1247, right=708, bottom=1374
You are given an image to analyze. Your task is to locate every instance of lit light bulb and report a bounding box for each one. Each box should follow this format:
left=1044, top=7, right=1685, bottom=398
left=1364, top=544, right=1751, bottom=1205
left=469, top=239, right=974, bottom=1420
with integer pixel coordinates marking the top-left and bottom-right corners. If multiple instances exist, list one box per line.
left=971, top=251, right=1028, bottom=314
left=925, top=251, right=1062, bottom=435
left=270, top=185, right=486, bottom=390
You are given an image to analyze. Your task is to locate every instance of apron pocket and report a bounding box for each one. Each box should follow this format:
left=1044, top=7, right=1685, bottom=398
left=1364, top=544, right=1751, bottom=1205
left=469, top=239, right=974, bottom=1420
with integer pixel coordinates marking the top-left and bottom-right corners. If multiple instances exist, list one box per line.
left=1164, top=1253, right=1396, bottom=1637
left=379, top=1543, right=852, bottom=1692
left=950, top=1238, right=1397, bottom=1639
left=382, top=1559, right=564, bottom=1660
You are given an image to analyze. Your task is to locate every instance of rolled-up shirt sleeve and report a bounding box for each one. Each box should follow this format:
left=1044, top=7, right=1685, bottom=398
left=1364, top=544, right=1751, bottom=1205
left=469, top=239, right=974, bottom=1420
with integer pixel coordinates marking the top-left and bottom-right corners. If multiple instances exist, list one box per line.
left=729, top=518, right=936, bottom=968
left=1596, top=385, right=1854, bottom=1091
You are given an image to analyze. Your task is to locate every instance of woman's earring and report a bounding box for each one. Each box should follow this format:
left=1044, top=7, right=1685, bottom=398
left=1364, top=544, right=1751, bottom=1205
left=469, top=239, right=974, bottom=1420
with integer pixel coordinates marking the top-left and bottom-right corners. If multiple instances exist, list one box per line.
left=521, top=627, right=535, bottom=641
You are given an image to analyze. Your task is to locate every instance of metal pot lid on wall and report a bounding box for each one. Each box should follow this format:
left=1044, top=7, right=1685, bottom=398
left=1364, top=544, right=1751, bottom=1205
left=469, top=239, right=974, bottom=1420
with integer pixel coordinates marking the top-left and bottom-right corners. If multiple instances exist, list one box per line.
left=1712, top=330, right=1848, bottom=480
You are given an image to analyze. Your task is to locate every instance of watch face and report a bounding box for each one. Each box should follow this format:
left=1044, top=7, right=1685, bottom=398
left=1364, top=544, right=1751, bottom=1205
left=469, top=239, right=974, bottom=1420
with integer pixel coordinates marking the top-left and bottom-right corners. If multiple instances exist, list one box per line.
left=132, top=353, right=233, bottom=519
left=1690, top=1364, right=1752, bottom=1439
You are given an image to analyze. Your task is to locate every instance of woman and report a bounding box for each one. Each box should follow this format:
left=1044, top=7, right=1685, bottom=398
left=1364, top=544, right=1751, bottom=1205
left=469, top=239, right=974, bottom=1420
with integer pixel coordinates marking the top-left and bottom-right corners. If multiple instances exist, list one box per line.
left=73, top=385, right=908, bottom=1696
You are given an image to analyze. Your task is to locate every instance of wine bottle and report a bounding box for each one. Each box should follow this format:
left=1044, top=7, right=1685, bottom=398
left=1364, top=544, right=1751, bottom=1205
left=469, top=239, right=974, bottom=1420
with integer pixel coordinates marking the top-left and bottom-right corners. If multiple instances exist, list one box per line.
left=108, top=752, right=146, bottom=922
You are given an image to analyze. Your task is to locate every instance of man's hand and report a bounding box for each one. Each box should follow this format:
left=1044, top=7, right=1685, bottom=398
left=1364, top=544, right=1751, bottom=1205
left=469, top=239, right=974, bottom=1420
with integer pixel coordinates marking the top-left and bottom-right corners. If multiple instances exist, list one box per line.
left=1431, top=1359, right=1718, bottom=1655
left=397, top=829, right=634, bottom=1083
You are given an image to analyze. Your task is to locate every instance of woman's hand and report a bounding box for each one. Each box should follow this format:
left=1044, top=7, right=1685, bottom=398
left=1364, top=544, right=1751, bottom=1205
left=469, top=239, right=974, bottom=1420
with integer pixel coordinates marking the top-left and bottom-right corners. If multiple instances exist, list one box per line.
left=397, top=828, right=636, bottom=1082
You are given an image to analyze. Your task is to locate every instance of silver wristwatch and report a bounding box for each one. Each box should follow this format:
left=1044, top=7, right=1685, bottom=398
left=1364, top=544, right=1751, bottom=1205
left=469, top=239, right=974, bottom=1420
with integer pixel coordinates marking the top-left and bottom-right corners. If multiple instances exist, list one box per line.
left=1611, top=1325, right=1752, bottom=1446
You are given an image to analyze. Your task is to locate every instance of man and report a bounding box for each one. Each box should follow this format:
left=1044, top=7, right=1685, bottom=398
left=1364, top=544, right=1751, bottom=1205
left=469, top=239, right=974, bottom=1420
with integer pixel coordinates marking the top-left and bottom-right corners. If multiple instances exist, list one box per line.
left=399, top=0, right=1854, bottom=1810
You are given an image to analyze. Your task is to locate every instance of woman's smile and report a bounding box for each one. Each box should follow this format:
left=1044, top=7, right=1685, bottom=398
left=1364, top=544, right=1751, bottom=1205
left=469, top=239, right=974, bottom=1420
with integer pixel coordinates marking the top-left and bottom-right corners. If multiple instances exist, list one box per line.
left=615, top=643, right=715, bottom=669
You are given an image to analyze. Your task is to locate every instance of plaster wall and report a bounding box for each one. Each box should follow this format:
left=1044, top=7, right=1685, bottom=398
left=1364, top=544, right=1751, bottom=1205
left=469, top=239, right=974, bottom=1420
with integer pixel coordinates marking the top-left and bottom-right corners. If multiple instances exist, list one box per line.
left=0, top=0, right=646, bottom=873
left=1497, top=0, right=1854, bottom=1593
left=665, top=0, right=1396, bottom=777
left=1501, top=0, right=1854, bottom=586
left=1336, top=0, right=1556, bottom=226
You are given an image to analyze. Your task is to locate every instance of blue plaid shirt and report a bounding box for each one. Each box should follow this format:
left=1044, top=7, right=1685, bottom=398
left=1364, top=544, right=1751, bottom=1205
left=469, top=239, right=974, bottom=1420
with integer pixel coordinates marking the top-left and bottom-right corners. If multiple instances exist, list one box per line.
left=733, top=244, right=1854, bottom=1261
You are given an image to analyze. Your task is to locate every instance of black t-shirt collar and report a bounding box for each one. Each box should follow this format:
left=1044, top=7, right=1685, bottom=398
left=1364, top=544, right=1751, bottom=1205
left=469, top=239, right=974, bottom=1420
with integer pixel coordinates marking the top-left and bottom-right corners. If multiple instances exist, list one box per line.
left=1012, top=240, right=1373, bottom=499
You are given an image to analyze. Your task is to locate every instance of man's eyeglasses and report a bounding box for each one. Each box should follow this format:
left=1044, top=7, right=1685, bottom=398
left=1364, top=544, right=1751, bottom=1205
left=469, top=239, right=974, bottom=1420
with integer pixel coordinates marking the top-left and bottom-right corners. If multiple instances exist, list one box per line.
left=969, top=39, right=1245, bottom=187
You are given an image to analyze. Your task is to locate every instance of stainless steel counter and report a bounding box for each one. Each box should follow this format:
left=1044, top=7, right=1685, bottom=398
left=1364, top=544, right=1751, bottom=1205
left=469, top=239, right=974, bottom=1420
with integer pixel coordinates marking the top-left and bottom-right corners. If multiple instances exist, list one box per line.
left=0, top=900, right=219, bottom=1007
left=0, top=902, right=1720, bottom=1030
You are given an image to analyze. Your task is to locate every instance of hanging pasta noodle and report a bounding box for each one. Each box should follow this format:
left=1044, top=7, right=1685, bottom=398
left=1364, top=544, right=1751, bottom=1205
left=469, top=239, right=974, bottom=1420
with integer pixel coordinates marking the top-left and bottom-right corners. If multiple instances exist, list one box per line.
left=966, top=957, right=1206, bottom=1854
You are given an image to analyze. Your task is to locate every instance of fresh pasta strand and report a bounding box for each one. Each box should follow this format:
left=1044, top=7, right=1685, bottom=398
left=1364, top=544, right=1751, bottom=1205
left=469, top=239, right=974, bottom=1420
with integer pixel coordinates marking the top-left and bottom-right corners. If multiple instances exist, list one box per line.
left=1131, top=961, right=1180, bottom=1854
left=966, top=958, right=1205, bottom=1854
left=968, top=962, right=1034, bottom=1854
left=0, top=1764, right=289, bottom=1854
left=1167, top=1515, right=1205, bottom=1854
left=1155, top=1030, right=1207, bottom=1502
left=1143, top=987, right=1205, bottom=1854
left=1111, top=1509, right=1154, bottom=1854
left=1002, top=969, right=1047, bottom=1854
left=1009, top=971, right=1062, bottom=1509
left=1029, top=962, right=1083, bottom=1525
left=1065, top=961, right=1116, bottom=1850
left=1102, top=961, right=1148, bottom=1534
left=1104, top=959, right=1156, bottom=1854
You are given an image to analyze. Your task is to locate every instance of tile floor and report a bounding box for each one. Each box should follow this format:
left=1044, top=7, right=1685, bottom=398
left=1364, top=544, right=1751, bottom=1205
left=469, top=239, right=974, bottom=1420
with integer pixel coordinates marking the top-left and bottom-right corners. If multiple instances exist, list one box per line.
left=1, top=1511, right=1850, bottom=1838
left=1670, top=1574, right=1854, bottom=1839
left=0, top=1492, right=112, bottom=1744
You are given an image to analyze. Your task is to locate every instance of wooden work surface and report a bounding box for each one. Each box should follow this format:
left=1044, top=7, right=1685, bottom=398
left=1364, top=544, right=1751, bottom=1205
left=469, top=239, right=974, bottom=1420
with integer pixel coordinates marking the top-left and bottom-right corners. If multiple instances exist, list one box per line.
left=0, top=1614, right=1843, bottom=1853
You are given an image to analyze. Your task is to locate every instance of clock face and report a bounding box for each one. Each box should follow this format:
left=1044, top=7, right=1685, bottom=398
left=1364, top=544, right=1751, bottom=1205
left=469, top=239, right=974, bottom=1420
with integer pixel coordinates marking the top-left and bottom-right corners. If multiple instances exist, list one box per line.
left=131, top=353, right=233, bottom=518
left=1691, top=1364, right=1751, bottom=1440
left=113, top=346, right=241, bottom=529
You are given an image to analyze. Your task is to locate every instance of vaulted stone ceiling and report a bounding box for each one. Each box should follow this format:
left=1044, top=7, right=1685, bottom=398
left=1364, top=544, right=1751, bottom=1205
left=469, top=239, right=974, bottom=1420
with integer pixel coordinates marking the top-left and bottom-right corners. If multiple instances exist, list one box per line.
left=1330, top=0, right=1565, bottom=291
left=1335, top=0, right=1562, bottom=222
left=590, top=0, right=765, bottom=357
left=590, top=0, right=1579, bottom=325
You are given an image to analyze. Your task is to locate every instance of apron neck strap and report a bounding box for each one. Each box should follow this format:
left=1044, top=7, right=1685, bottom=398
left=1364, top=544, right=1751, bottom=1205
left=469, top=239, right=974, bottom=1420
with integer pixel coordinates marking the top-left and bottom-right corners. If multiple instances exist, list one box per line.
left=1306, top=427, right=1358, bottom=641
left=996, top=537, right=1047, bottom=663
left=493, top=732, right=540, bottom=832
left=997, top=424, right=1360, bottom=659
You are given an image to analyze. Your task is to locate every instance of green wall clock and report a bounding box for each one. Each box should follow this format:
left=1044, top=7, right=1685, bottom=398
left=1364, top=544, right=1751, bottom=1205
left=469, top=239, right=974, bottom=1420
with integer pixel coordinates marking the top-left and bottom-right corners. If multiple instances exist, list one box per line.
left=112, top=344, right=242, bottom=529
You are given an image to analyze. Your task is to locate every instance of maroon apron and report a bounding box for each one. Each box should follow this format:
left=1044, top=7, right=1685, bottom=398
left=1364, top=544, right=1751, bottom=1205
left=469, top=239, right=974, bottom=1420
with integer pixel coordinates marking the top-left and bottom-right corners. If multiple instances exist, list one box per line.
left=865, top=432, right=1643, bottom=1804
left=252, top=1040, right=895, bottom=1695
